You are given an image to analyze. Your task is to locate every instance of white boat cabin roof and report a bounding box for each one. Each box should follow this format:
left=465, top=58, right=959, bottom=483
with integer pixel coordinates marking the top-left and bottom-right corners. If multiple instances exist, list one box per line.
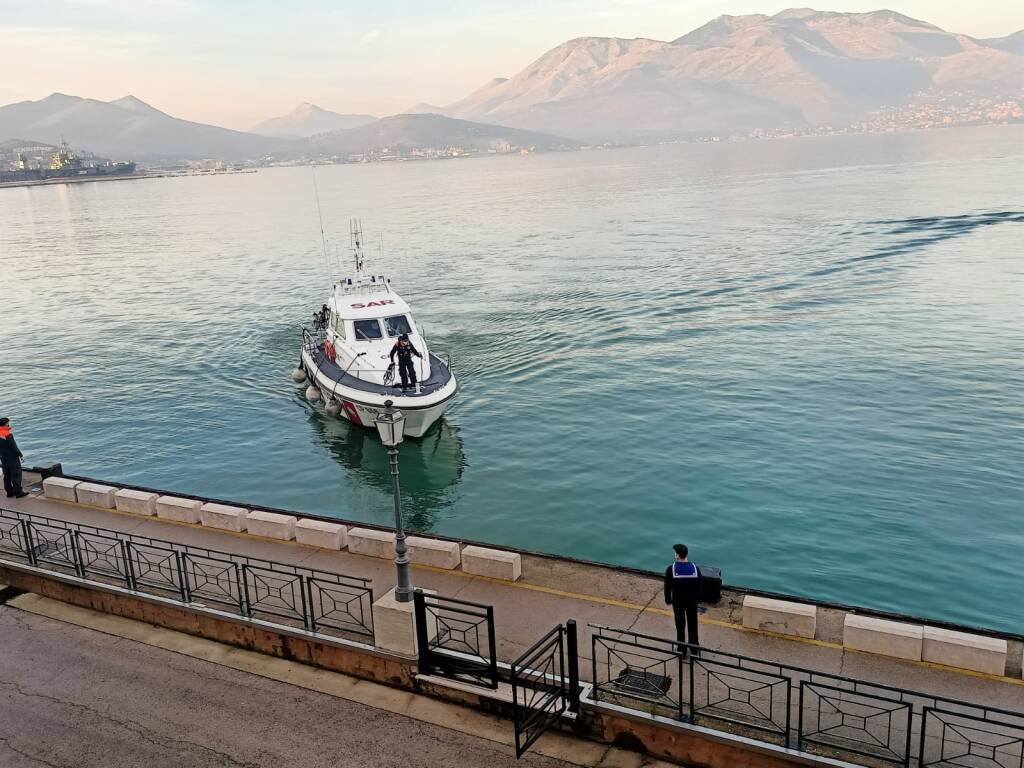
left=329, top=275, right=412, bottom=320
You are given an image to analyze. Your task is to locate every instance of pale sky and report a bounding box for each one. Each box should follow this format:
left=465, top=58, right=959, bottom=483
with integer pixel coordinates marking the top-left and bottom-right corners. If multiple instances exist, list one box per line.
left=2, top=0, right=1022, bottom=131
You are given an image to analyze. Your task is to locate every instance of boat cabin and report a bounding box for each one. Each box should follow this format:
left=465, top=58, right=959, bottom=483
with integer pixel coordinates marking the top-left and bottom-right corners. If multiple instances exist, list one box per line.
left=323, top=274, right=432, bottom=386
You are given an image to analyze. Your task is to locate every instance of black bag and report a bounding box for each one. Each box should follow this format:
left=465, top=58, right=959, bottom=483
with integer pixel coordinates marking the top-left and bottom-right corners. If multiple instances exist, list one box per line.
left=698, top=565, right=722, bottom=604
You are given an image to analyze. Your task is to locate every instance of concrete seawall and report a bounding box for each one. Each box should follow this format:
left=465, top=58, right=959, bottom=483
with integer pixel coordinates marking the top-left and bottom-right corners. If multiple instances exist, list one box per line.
left=54, top=470, right=1024, bottom=656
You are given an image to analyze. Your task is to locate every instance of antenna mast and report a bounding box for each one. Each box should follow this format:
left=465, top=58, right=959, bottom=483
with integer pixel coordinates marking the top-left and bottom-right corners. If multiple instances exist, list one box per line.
left=350, top=218, right=365, bottom=274
left=311, top=167, right=331, bottom=278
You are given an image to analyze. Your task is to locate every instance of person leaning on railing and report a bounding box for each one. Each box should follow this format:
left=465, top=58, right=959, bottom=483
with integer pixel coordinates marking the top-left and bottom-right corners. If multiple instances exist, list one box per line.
left=664, top=543, right=701, bottom=657
left=0, top=417, right=28, bottom=499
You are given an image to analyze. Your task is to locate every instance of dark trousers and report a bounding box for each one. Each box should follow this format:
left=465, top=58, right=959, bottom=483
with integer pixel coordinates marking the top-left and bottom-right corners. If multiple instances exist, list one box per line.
left=672, top=601, right=699, bottom=654
left=2, top=462, right=23, bottom=496
left=398, top=358, right=417, bottom=387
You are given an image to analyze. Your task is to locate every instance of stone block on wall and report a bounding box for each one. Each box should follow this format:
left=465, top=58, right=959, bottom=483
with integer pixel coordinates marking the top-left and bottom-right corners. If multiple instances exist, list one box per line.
left=246, top=511, right=296, bottom=541
left=843, top=614, right=923, bottom=661
left=460, top=546, right=522, bottom=581
left=155, top=495, right=202, bottom=524
left=75, top=482, right=117, bottom=509
left=42, top=477, right=79, bottom=502
left=295, top=519, right=347, bottom=550
left=922, top=626, right=1007, bottom=676
left=742, top=595, right=817, bottom=639
left=348, top=527, right=396, bottom=559
left=114, top=488, right=158, bottom=516
left=406, top=536, right=461, bottom=570
left=200, top=502, right=249, bottom=533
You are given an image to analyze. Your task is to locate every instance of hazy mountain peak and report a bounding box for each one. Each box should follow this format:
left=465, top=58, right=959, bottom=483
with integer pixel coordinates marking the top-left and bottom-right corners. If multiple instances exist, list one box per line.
left=109, top=95, right=166, bottom=116
left=440, top=7, right=1022, bottom=143
left=402, top=102, right=446, bottom=115
left=250, top=103, right=377, bottom=138
left=983, top=29, right=1024, bottom=54
left=43, top=92, right=80, bottom=103
left=773, top=8, right=821, bottom=19
left=0, top=92, right=282, bottom=162
left=290, top=102, right=325, bottom=116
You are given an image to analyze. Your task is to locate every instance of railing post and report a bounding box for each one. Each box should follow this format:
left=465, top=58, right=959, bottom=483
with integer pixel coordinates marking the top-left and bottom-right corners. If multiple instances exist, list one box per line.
left=413, top=590, right=430, bottom=675
left=566, top=619, right=580, bottom=714
left=120, top=539, right=136, bottom=590
left=688, top=653, right=696, bottom=722
left=298, top=575, right=312, bottom=631
left=783, top=675, right=792, bottom=747
left=235, top=563, right=246, bottom=617
left=70, top=530, right=86, bottom=578
left=175, top=551, right=190, bottom=603
left=486, top=605, right=498, bottom=689
left=677, top=641, right=686, bottom=722
left=21, top=520, right=37, bottom=565
left=797, top=681, right=805, bottom=753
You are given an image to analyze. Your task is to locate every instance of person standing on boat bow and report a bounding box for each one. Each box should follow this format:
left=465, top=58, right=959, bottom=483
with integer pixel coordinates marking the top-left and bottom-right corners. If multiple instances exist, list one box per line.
left=389, top=334, right=422, bottom=391
left=664, top=543, right=701, bottom=656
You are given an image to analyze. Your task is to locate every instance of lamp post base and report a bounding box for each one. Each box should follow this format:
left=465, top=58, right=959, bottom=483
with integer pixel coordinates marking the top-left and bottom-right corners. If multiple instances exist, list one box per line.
left=371, top=587, right=437, bottom=657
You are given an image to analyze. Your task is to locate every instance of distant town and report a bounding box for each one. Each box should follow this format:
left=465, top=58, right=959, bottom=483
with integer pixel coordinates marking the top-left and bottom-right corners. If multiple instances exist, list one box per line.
left=2, top=86, right=1021, bottom=186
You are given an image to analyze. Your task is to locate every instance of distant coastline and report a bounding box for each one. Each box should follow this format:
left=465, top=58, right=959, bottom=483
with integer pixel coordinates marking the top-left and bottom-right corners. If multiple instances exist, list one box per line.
left=0, top=167, right=257, bottom=190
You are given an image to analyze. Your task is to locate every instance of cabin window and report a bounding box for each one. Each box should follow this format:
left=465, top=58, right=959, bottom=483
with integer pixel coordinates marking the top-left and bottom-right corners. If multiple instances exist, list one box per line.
left=353, top=319, right=383, bottom=340
left=383, top=314, right=413, bottom=337
left=332, top=312, right=346, bottom=339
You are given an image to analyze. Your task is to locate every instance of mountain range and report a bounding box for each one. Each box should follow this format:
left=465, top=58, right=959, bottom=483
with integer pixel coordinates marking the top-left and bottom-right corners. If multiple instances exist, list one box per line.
left=1, top=8, right=1021, bottom=160
left=0, top=93, right=280, bottom=163
left=250, top=103, right=377, bottom=138
left=298, top=113, right=574, bottom=157
left=426, top=8, right=1024, bottom=141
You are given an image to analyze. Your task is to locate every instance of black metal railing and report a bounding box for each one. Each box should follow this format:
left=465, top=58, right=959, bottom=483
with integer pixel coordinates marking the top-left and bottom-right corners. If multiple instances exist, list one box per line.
left=511, top=621, right=580, bottom=758
left=414, top=590, right=498, bottom=689
left=919, top=706, right=1024, bottom=768
left=591, top=624, right=686, bottom=721
left=0, top=508, right=375, bottom=643
left=589, top=625, right=1024, bottom=768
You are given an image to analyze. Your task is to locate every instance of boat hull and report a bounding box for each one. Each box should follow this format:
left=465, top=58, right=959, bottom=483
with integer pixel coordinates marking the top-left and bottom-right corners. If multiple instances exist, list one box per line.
left=300, top=348, right=456, bottom=438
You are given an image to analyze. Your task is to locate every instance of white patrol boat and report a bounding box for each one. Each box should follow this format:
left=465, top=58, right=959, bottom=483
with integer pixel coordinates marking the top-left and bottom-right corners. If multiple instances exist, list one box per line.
left=293, top=222, right=457, bottom=438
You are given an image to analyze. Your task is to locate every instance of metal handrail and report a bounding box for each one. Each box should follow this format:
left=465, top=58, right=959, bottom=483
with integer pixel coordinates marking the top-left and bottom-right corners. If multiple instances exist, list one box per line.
left=589, top=623, right=1022, bottom=719
left=0, top=507, right=374, bottom=641
left=589, top=623, right=1024, bottom=768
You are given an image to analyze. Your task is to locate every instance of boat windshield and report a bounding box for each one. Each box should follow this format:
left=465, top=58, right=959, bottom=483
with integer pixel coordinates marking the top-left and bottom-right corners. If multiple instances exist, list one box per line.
left=353, top=319, right=383, bottom=340
left=383, top=314, right=413, bottom=337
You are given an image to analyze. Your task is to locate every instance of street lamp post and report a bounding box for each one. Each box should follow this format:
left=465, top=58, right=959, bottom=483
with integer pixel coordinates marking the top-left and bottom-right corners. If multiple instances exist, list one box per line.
left=375, top=400, right=413, bottom=602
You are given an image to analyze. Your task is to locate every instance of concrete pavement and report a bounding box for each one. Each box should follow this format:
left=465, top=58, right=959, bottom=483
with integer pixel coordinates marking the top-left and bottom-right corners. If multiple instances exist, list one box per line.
left=2, top=599, right=650, bottom=768
left=2, top=485, right=1022, bottom=715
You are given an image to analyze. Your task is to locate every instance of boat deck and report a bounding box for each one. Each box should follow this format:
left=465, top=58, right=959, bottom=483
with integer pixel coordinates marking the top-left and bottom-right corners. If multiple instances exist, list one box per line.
left=309, top=347, right=454, bottom=398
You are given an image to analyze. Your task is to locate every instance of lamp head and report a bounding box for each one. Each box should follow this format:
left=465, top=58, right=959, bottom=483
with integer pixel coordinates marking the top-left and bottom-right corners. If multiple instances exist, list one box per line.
left=374, top=399, right=406, bottom=447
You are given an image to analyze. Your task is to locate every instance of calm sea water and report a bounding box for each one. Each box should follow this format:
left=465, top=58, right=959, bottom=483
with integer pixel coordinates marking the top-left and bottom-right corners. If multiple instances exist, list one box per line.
left=1, top=126, right=1022, bottom=632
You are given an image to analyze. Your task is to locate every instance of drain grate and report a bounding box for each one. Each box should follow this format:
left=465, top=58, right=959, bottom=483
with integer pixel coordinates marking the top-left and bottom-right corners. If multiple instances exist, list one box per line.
left=611, top=667, right=673, bottom=697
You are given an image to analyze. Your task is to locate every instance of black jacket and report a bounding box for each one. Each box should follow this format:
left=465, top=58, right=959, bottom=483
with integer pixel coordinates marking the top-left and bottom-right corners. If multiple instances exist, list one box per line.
left=389, top=342, right=421, bottom=363
left=664, top=561, right=702, bottom=606
left=0, top=430, right=23, bottom=465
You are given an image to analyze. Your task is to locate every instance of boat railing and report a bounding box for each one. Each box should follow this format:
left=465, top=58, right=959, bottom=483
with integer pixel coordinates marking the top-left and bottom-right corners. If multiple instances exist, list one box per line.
left=301, top=326, right=453, bottom=398
left=301, top=326, right=324, bottom=355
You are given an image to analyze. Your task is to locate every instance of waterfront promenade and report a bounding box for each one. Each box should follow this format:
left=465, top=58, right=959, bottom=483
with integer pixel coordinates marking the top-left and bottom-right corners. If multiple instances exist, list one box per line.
left=0, top=602, right=582, bottom=768
left=3, top=477, right=1021, bottom=716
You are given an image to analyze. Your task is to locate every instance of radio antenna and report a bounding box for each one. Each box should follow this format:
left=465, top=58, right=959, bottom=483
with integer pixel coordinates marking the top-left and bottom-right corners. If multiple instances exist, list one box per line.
left=350, top=219, right=365, bottom=274
left=311, top=166, right=331, bottom=278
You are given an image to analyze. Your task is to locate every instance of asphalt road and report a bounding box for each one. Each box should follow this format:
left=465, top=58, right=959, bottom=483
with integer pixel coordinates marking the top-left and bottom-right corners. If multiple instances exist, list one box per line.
left=0, top=605, right=573, bottom=768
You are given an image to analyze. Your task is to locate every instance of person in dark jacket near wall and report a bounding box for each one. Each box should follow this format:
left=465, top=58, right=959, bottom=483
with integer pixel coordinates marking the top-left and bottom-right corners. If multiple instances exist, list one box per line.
left=664, top=543, right=701, bottom=655
left=0, top=417, right=27, bottom=498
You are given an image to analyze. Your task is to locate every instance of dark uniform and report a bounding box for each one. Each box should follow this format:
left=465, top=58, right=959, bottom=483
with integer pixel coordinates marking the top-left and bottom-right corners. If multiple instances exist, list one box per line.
left=664, top=560, right=701, bottom=653
left=389, top=338, right=422, bottom=389
left=0, top=422, right=25, bottom=498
